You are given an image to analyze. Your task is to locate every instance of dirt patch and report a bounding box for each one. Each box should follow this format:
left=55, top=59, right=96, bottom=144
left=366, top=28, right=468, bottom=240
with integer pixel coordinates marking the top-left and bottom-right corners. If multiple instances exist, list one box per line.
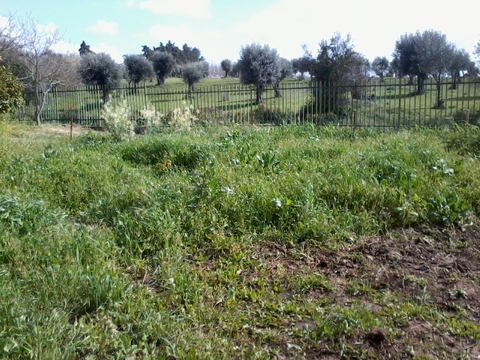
left=45, top=124, right=94, bottom=137
left=235, top=222, right=480, bottom=359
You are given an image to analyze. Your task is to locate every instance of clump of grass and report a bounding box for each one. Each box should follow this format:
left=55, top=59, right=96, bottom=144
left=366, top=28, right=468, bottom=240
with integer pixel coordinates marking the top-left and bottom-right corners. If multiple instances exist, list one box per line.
left=442, top=123, right=480, bottom=156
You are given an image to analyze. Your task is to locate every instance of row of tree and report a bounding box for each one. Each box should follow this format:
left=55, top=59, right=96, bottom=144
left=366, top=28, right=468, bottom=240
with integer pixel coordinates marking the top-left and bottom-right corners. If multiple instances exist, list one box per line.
left=222, top=31, right=479, bottom=109
left=77, top=40, right=211, bottom=102
left=1, top=13, right=480, bottom=123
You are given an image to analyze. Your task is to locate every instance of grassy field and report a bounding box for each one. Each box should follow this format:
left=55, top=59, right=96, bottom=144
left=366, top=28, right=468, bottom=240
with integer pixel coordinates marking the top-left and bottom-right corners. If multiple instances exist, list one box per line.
left=12, top=77, right=480, bottom=129
left=1, top=120, right=480, bottom=359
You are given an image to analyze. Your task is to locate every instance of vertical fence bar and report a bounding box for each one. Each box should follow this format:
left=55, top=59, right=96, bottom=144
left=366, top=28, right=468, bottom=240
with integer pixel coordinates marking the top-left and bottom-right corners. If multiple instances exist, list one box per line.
left=15, top=80, right=480, bottom=130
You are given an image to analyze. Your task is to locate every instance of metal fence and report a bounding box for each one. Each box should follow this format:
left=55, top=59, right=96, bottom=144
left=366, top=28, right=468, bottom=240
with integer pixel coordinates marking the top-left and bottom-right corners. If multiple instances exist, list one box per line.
left=12, top=78, right=480, bottom=129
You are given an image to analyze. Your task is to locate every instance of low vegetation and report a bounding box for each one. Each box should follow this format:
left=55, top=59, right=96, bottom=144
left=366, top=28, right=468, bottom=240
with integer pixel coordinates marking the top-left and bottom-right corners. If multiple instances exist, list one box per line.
left=1, top=120, right=480, bottom=359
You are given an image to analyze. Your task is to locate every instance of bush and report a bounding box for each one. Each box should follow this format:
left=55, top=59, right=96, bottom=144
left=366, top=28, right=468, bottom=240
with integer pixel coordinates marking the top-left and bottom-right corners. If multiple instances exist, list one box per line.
left=101, top=100, right=135, bottom=141
left=139, top=104, right=165, bottom=134
left=252, top=106, right=293, bottom=125
left=0, top=64, right=24, bottom=113
left=165, top=102, right=199, bottom=130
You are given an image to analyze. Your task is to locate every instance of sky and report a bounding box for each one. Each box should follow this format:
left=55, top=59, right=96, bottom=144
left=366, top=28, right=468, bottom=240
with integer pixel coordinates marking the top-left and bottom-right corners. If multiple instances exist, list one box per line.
left=1, top=0, right=479, bottom=65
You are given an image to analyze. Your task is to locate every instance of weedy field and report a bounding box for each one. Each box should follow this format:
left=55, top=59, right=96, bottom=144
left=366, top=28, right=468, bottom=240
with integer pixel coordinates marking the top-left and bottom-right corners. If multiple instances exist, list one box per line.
left=0, top=120, right=480, bottom=359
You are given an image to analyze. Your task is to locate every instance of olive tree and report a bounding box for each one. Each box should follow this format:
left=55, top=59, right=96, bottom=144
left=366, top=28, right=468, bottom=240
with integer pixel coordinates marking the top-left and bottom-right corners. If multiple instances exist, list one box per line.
left=393, top=33, right=427, bottom=93
left=417, top=30, right=454, bottom=108
left=182, top=62, right=207, bottom=94
left=123, top=54, right=154, bottom=89
left=149, top=51, right=175, bottom=85
left=237, top=43, right=280, bottom=104
left=79, top=52, right=122, bottom=103
left=220, top=59, right=232, bottom=78
left=371, top=56, right=389, bottom=81
left=448, top=48, right=473, bottom=89
left=393, top=30, right=455, bottom=104
left=310, top=33, right=367, bottom=113
left=273, top=58, right=293, bottom=97
left=292, top=44, right=315, bottom=79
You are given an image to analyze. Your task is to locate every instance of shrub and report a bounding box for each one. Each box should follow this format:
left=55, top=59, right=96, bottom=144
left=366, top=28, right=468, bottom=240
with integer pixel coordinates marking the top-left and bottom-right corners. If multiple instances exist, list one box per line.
left=0, top=64, right=24, bottom=113
left=252, top=106, right=293, bottom=125
left=101, top=99, right=135, bottom=141
left=139, top=104, right=165, bottom=134
left=166, top=102, right=198, bottom=130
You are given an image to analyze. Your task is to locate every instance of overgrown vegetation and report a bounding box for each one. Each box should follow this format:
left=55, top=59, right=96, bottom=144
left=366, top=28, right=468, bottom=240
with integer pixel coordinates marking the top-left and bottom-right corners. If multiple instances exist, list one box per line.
left=0, top=60, right=24, bottom=113
left=1, top=123, right=480, bottom=358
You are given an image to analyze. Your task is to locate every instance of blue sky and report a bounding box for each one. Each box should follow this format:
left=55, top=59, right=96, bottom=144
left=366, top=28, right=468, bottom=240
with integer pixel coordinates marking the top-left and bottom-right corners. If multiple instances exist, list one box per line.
left=1, top=0, right=479, bottom=65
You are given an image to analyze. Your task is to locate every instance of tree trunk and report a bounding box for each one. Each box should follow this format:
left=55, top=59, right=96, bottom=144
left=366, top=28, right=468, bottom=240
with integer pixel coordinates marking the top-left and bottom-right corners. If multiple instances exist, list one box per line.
left=450, top=71, right=460, bottom=90
left=435, top=81, right=444, bottom=109
left=256, top=84, right=264, bottom=104
left=416, top=75, right=426, bottom=95
left=188, top=83, right=194, bottom=95
left=34, top=85, right=50, bottom=125
left=35, top=91, right=41, bottom=125
left=273, top=82, right=281, bottom=97
left=450, top=77, right=457, bottom=89
left=102, top=88, right=111, bottom=104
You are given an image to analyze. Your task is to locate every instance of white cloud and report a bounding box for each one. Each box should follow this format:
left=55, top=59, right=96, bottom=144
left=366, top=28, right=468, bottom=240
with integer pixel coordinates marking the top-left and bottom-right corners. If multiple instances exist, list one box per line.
left=139, top=0, right=211, bottom=18
left=52, top=40, right=79, bottom=55
left=36, top=22, right=58, bottom=36
left=0, top=15, right=9, bottom=29
left=233, top=0, right=480, bottom=61
left=94, top=43, right=124, bottom=63
left=124, top=0, right=136, bottom=7
left=88, top=20, right=119, bottom=36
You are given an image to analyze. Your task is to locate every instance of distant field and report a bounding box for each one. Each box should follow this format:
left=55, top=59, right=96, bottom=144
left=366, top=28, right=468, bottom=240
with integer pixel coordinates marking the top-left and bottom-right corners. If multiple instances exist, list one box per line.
left=12, top=76, right=480, bottom=128
left=1, top=122, right=480, bottom=358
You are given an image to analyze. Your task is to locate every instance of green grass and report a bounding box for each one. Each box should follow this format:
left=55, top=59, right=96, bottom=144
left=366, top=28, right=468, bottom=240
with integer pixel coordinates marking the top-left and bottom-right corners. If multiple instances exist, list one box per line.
left=1, top=122, right=480, bottom=358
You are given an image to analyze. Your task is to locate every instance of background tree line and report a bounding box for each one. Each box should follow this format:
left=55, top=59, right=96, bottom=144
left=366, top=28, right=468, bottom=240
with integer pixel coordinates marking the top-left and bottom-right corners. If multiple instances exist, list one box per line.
left=2, top=12, right=480, bottom=123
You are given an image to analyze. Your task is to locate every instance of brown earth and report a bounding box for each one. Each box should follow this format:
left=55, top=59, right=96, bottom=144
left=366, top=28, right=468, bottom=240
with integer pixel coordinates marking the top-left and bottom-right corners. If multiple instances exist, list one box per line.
left=240, top=223, right=480, bottom=359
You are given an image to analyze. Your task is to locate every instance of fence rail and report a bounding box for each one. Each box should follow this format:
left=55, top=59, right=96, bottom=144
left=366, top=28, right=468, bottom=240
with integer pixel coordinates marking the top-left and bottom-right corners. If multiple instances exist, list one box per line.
left=12, top=78, right=480, bottom=129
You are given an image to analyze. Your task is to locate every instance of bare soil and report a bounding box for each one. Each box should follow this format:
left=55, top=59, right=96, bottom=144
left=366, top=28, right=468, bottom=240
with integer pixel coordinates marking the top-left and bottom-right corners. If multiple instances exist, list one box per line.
left=247, top=223, right=480, bottom=359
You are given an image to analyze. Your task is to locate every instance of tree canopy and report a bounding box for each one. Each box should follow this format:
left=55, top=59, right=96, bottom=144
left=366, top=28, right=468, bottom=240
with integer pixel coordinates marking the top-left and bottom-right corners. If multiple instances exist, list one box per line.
left=237, top=43, right=280, bottom=104
left=310, top=33, right=368, bottom=113
left=78, top=52, right=122, bottom=103
left=220, top=59, right=232, bottom=78
left=292, top=46, right=315, bottom=79
left=371, top=56, right=389, bottom=81
left=448, top=48, right=475, bottom=88
left=142, top=41, right=204, bottom=65
left=79, top=41, right=94, bottom=56
left=393, top=30, right=456, bottom=107
left=149, top=51, right=176, bottom=85
left=273, top=58, right=293, bottom=97
left=123, top=54, right=154, bottom=87
left=182, top=62, right=207, bottom=93
left=475, top=39, right=480, bottom=61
